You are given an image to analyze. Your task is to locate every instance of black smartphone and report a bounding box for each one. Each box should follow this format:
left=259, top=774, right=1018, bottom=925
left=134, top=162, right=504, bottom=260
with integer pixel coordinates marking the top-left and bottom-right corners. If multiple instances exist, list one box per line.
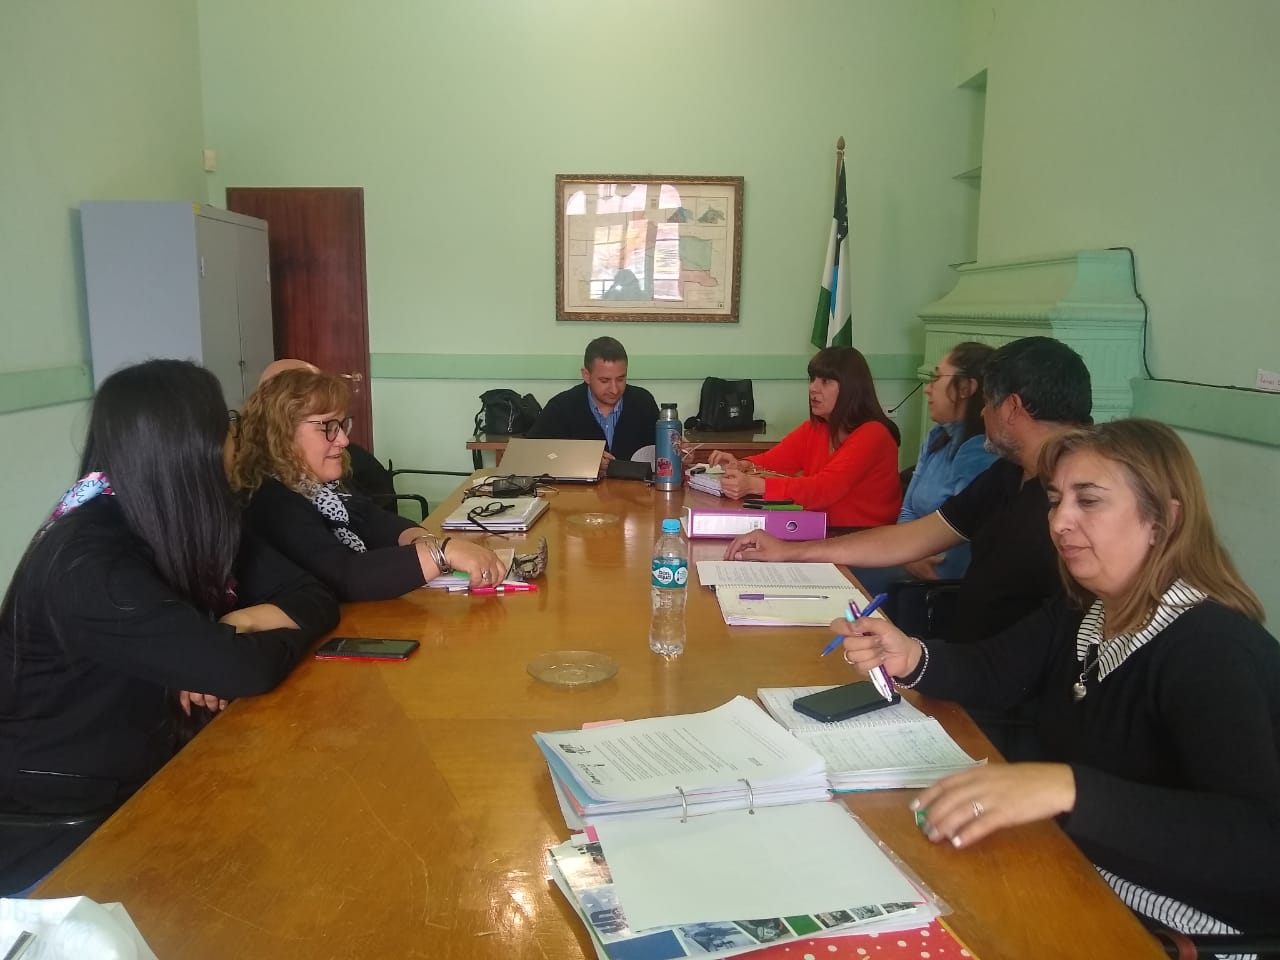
left=792, top=681, right=899, bottom=723
left=314, top=637, right=420, bottom=662
left=742, top=499, right=796, bottom=508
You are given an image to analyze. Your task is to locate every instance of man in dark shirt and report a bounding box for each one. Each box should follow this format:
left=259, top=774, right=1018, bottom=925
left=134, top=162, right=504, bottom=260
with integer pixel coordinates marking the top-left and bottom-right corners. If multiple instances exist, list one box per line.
left=524, top=337, right=660, bottom=467
left=725, top=336, right=1093, bottom=644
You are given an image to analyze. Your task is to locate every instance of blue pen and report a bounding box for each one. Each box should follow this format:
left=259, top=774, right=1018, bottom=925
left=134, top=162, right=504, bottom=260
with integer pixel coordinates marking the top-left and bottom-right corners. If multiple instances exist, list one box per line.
left=820, top=593, right=896, bottom=702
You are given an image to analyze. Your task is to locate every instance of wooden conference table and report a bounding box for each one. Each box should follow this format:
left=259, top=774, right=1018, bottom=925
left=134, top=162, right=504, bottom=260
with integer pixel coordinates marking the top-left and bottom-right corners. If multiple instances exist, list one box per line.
left=468, top=428, right=783, bottom=468
left=37, top=479, right=1161, bottom=960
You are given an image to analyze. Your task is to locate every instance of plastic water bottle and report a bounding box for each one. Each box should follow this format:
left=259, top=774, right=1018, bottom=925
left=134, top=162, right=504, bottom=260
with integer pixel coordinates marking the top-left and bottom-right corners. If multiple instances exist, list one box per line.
left=655, top=403, right=683, bottom=491
left=649, top=518, right=689, bottom=658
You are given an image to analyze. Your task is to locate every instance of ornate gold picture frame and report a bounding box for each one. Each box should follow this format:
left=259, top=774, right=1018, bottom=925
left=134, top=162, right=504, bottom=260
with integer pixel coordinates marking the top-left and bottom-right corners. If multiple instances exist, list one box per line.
left=555, top=174, right=744, bottom=323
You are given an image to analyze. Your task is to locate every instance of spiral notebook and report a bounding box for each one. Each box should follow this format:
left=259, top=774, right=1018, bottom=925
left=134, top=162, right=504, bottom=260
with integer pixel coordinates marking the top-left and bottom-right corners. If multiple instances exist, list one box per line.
left=695, top=561, right=869, bottom=626
left=757, top=686, right=984, bottom=790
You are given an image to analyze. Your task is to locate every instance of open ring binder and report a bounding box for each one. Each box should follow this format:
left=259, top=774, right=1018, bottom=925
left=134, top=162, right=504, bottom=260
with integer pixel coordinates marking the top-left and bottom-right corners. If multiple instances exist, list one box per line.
left=673, top=779, right=755, bottom=822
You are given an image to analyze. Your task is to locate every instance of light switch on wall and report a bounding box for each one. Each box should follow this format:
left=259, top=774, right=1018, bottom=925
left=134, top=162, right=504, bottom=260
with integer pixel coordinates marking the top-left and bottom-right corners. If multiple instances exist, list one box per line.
left=202, top=148, right=217, bottom=173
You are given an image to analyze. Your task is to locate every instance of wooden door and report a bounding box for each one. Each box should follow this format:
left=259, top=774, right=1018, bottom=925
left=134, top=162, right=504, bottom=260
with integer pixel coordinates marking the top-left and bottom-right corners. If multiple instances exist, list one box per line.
left=225, top=187, right=374, bottom=446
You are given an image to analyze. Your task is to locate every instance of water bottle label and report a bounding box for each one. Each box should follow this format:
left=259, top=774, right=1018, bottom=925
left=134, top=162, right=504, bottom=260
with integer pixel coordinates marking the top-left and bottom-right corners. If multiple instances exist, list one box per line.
left=652, top=559, right=689, bottom=588
left=655, top=455, right=676, bottom=480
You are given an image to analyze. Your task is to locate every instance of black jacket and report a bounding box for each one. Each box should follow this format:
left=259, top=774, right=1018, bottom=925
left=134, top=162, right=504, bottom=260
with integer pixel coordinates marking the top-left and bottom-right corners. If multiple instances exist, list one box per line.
left=0, top=497, right=338, bottom=891
left=524, top=381, right=660, bottom=461
left=245, top=478, right=426, bottom=602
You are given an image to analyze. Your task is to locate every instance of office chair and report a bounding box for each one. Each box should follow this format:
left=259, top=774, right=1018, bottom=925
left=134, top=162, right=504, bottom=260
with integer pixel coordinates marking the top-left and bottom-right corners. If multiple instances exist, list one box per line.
left=346, top=443, right=468, bottom=521
left=885, top=577, right=963, bottom=642
left=0, top=809, right=109, bottom=830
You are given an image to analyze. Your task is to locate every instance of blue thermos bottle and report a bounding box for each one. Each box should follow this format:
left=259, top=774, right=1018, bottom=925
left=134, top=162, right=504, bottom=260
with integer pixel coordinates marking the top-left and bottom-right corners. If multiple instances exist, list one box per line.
left=655, top=403, right=682, bottom=491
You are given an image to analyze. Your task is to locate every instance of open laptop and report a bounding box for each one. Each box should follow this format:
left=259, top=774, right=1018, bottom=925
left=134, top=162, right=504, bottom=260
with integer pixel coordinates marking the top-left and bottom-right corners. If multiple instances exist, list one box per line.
left=497, top=438, right=605, bottom=483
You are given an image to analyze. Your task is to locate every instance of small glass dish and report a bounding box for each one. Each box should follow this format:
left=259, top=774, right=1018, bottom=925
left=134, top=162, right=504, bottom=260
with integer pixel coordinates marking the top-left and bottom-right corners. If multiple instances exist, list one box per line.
left=566, top=512, right=620, bottom=529
left=527, top=650, right=619, bottom=688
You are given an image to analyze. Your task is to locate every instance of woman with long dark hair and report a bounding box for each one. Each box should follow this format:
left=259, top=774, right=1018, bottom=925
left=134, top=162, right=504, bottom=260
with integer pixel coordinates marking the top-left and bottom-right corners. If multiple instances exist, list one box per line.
left=0, top=360, right=338, bottom=893
left=707, top=346, right=902, bottom=528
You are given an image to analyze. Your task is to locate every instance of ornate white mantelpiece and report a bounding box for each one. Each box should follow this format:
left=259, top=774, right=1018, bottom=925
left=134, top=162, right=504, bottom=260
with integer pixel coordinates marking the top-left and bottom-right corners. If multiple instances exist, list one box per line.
left=916, top=249, right=1146, bottom=431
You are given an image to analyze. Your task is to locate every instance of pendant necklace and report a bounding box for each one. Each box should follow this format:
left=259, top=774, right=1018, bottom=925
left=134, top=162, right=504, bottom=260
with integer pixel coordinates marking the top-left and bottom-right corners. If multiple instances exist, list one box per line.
left=1073, top=630, right=1122, bottom=701
left=1072, top=642, right=1100, bottom=701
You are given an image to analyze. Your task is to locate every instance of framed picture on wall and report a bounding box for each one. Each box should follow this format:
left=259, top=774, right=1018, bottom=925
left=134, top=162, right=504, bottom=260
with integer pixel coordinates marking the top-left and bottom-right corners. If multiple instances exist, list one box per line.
left=554, top=174, right=744, bottom=323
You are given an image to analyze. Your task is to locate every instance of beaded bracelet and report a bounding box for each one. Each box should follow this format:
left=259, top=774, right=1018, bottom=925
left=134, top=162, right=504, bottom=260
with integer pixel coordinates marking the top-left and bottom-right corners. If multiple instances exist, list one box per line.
left=895, top=638, right=930, bottom=689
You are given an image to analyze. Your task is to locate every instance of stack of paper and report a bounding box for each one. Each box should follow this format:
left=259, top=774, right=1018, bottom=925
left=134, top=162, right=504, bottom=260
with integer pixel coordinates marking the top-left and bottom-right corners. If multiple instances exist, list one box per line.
left=440, top=496, right=548, bottom=532
left=757, top=687, right=984, bottom=790
left=696, top=561, right=868, bottom=626
left=546, top=803, right=932, bottom=960
left=686, top=466, right=725, bottom=496
left=533, top=697, right=830, bottom=827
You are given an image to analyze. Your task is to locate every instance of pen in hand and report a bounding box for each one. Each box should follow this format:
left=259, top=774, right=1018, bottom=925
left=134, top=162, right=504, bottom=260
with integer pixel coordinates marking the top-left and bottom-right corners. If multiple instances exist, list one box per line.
left=819, top=593, right=896, bottom=701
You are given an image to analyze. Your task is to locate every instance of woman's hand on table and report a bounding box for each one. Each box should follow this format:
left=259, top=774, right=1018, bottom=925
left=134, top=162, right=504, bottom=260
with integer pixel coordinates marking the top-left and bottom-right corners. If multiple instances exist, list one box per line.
left=719, top=470, right=765, bottom=499
left=219, top=604, right=299, bottom=633
left=911, top=764, right=1077, bottom=848
left=706, top=450, right=740, bottom=470
left=445, top=539, right=508, bottom=584
left=179, top=690, right=229, bottom=715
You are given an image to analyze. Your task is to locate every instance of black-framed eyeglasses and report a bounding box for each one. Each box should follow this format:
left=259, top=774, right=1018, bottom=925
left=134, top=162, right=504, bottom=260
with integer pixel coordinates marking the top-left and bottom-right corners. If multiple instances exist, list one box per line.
left=227, top=409, right=241, bottom=441
left=304, top=416, right=354, bottom=442
left=927, top=372, right=958, bottom=385
left=463, top=501, right=514, bottom=534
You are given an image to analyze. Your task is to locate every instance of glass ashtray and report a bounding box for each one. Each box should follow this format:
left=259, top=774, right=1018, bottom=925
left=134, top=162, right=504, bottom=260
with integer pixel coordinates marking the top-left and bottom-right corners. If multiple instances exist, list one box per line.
left=565, top=512, right=620, bottom=529
left=527, top=650, right=619, bottom=688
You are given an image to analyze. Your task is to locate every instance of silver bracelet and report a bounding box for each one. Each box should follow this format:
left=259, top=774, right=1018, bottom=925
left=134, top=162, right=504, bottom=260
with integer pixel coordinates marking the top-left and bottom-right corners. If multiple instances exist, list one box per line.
left=410, top=534, right=451, bottom=574
left=895, top=638, right=930, bottom=689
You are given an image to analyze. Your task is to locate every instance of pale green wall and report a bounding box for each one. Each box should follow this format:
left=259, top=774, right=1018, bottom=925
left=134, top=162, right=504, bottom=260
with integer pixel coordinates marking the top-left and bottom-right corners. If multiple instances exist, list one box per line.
left=9, top=1, right=1272, bottom=619
left=0, top=0, right=207, bottom=584
left=966, top=0, right=1280, bottom=618
left=195, top=0, right=971, bottom=477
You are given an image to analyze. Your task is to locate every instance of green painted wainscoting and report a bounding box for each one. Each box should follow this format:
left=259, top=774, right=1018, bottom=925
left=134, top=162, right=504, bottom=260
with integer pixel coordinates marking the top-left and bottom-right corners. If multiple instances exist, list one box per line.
left=0, top=365, right=92, bottom=415
left=369, top=353, right=924, bottom=382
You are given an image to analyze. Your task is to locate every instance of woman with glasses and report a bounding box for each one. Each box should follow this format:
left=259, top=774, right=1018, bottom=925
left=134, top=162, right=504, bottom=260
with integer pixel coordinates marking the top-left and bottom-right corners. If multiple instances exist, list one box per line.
left=706, top=346, right=901, bottom=529
left=0, top=360, right=339, bottom=894
left=233, top=369, right=506, bottom=601
left=852, top=342, right=996, bottom=594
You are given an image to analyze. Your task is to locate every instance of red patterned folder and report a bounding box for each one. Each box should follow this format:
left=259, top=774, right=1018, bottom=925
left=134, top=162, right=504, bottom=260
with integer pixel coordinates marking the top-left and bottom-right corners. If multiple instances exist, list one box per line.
left=740, top=919, right=978, bottom=960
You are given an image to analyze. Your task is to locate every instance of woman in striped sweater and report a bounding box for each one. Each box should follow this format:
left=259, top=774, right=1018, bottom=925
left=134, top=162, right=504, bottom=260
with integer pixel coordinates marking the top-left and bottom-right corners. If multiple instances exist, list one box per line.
left=835, top=419, right=1279, bottom=937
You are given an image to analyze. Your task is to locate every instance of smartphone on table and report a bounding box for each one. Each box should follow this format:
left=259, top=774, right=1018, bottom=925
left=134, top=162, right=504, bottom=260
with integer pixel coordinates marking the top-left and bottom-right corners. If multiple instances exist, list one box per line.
left=314, top=637, right=420, bottom=662
left=792, top=681, right=899, bottom=723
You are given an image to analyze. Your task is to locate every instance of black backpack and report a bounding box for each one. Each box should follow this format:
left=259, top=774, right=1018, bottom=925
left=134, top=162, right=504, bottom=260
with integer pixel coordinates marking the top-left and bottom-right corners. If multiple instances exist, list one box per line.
left=684, top=377, right=764, bottom=432
left=474, top=389, right=542, bottom=436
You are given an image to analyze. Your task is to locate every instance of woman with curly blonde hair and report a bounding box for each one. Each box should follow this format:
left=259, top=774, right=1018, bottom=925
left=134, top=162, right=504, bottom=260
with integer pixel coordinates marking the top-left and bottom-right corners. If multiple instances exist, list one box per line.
left=234, top=368, right=504, bottom=601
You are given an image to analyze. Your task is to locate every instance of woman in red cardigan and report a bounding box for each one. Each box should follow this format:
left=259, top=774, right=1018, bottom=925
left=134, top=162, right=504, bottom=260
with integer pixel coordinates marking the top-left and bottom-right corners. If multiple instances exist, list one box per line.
left=707, top=347, right=902, bottom=528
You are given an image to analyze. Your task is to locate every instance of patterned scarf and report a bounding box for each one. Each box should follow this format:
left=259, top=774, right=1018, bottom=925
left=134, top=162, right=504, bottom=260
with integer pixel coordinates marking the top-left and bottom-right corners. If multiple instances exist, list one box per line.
left=42, top=471, right=114, bottom=533
left=299, top=480, right=367, bottom=553
left=43, top=470, right=239, bottom=609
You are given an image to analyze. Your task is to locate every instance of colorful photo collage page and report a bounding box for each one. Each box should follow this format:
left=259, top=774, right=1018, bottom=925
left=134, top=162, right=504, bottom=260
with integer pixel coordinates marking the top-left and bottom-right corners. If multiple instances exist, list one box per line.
left=548, top=835, right=926, bottom=960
